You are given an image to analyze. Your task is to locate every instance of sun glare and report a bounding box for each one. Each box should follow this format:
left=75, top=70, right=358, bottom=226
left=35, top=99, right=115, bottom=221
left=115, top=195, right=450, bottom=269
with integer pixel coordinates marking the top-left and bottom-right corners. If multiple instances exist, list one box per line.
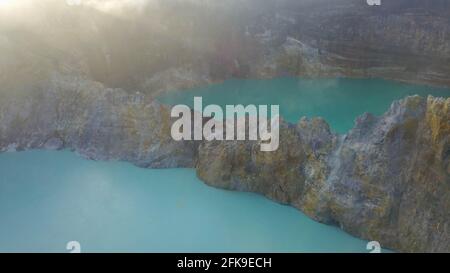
left=0, top=0, right=17, bottom=9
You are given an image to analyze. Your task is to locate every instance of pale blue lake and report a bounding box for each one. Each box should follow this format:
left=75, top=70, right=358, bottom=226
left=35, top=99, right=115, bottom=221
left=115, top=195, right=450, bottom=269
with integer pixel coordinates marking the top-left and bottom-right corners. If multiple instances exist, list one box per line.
left=0, top=150, right=371, bottom=253
left=159, top=77, right=449, bottom=133
left=1, top=78, right=448, bottom=252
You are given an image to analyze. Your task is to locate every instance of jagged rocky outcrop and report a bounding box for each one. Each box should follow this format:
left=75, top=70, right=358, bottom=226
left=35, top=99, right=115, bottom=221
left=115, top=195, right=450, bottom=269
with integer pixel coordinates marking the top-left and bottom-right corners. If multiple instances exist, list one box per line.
left=0, top=73, right=198, bottom=168
left=197, top=95, right=450, bottom=252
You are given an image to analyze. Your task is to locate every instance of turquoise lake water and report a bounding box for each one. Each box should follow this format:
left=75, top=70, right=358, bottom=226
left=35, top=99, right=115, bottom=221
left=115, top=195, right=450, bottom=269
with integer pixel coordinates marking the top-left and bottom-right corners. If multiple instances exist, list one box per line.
left=159, top=78, right=449, bottom=133
left=0, top=150, right=371, bottom=253
left=1, top=78, right=448, bottom=252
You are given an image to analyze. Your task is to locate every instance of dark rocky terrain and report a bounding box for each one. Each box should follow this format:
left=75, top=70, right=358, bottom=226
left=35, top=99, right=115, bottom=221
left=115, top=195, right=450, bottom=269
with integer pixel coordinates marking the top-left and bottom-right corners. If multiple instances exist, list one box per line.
left=0, top=0, right=449, bottom=252
left=2, top=0, right=450, bottom=96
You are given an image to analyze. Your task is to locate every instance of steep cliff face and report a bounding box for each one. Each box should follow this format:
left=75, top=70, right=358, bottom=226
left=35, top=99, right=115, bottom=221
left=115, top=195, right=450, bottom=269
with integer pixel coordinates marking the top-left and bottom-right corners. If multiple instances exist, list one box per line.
left=197, top=117, right=337, bottom=212
left=324, top=97, right=449, bottom=252
left=0, top=73, right=198, bottom=168
left=196, top=96, right=450, bottom=252
left=247, top=1, right=450, bottom=86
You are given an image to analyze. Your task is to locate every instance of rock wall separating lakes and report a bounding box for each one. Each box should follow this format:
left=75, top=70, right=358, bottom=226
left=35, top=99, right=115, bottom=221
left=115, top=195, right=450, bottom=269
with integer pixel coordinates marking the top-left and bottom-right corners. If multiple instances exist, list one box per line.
left=0, top=76, right=448, bottom=252
left=198, top=96, right=450, bottom=252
